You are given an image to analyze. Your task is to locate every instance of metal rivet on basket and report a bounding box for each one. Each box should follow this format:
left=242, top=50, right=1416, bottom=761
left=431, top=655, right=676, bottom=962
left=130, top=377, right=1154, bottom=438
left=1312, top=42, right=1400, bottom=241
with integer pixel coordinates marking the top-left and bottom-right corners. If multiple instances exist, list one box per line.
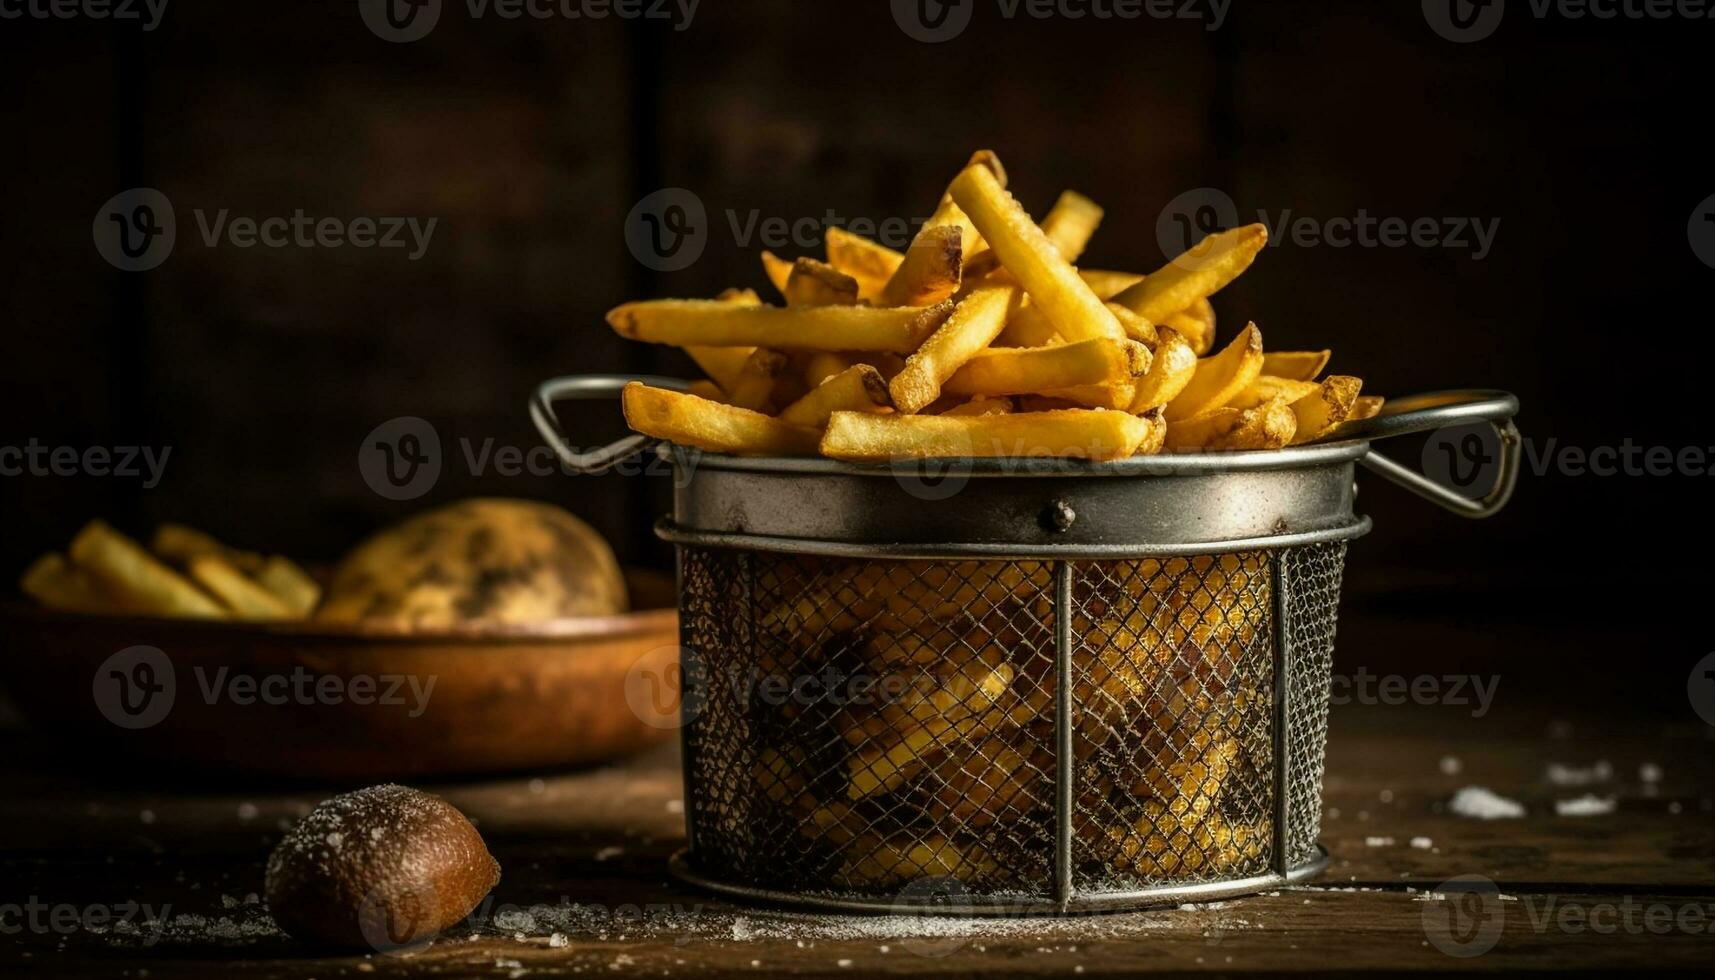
left=1042, top=499, right=1077, bottom=533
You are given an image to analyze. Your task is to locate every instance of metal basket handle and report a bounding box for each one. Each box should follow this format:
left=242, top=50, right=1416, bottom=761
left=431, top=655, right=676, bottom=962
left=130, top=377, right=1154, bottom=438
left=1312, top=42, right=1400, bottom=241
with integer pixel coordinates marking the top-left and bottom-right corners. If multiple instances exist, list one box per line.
left=529, top=374, right=689, bottom=475
left=1328, top=389, right=1521, bottom=519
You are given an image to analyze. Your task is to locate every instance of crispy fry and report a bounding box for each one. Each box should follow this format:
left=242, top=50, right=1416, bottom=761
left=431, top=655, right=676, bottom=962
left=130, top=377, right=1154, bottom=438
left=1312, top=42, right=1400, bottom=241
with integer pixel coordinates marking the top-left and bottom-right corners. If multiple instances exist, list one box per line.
left=1081, top=269, right=1146, bottom=299
left=255, top=555, right=321, bottom=616
left=824, top=226, right=904, bottom=299
left=187, top=554, right=294, bottom=619
left=1163, top=407, right=1242, bottom=451
left=1288, top=375, right=1363, bottom=444
left=877, top=224, right=963, bottom=308
left=687, top=380, right=725, bottom=401
left=608, top=300, right=949, bottom=353
left=1128, top=327, right=1199, bottom=413
left=889, top=286, right=1018, bottom=414
left=1106, top=303, right=1158, bottom=345
left=70, top=520, right=226, bottom=618
left=1163, top=298, right=1216, bottom=356
left=822, top=409, right=1156, bottom=461
left=1112, top=224, right=1269, bottom=323
left=151, top=523, right=266, bottom=575
left=1041, top=190, right=1104, bottom=263
left=784, top=257, right=860, bottom=307
left=941, top=396, right=1014, bottom=416
left=1229, top=375, right=1320, bottom=410
left=685, top=346, right=753, bottom=393
left=1261, top=349, right=1331, bottom=382
left=778, top=365, right=893, bottom=428
left=1039, top=382, right=1137, bottom=410
left=950, top=160, right=1125, bottom=343
left=928, top=737, right=1048, bottom=827
left=1163, top=323, right=1264, bottom=422
left=802, top=352, right=854, bottom=388
left=944, top=338, right=1137, bottom=398
left=993, top=301, right=1059, bottom=348
left=725, top=348, right=790, bottom=412
left=622, top=383, right=820, bottom=456
left=20, top=552, right=113, bottom=614
left=1213, top=398, right=1297, bottom=450
left=1350, top=394, right=1386, bottom=421
left=759, top=250, right=794, bottom=298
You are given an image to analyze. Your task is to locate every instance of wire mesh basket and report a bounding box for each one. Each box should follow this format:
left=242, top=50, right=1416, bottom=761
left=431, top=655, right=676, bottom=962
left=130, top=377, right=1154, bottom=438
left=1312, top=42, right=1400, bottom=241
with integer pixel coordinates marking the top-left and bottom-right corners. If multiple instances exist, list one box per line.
left=533, top=377, right=1520, bottom=914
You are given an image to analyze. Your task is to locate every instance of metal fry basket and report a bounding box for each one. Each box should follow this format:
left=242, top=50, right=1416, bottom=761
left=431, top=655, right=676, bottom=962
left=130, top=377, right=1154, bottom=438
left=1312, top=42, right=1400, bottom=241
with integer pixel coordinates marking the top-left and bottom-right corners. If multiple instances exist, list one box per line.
left=533, top=377, right=1520, bottom=914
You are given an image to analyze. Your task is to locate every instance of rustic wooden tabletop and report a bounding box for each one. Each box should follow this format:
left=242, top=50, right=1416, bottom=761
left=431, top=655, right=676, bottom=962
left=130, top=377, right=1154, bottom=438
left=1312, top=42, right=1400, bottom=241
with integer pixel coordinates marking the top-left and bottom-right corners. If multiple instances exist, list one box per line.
left=2, top=697, right=1710, bottom=977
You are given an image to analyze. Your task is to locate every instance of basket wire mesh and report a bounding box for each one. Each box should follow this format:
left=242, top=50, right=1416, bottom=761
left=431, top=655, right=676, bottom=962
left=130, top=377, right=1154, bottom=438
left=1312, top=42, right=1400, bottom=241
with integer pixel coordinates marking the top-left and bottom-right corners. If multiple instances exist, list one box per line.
left=672, top=542, right=1345, bottom=913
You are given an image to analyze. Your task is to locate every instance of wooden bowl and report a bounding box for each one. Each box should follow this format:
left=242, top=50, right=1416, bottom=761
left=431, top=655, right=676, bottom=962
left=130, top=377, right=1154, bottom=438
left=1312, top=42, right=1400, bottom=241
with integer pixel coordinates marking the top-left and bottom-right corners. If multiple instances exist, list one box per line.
left=0, top=573, right=680, bottom=783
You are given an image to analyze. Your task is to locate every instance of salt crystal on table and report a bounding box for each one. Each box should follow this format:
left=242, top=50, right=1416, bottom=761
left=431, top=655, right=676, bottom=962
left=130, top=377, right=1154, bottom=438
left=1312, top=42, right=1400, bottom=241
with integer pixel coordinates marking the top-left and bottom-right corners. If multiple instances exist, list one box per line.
left=1410, top=836, right=1433, bottom=849
left=1555, top=794, right=1616, bottom=817
left=1439, top=755, right=1462, bottom=776
left=1449, top=786, right=1525, bottom=819
left=1364, top=836, right=1395, bottom=847
left=666, top=799, right=684, bottom=814
left=139, top=810, right=156, bottom=825
left=237, top=803, right=258, bottom=821
left=1640, top=763, right=1663, bottom=783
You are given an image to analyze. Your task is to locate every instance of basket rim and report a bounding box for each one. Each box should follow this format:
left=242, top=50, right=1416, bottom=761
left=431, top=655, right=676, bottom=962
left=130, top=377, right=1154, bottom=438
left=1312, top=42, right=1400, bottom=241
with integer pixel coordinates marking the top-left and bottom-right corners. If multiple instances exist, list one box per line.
left=660, top=438, right=1370, bottom=478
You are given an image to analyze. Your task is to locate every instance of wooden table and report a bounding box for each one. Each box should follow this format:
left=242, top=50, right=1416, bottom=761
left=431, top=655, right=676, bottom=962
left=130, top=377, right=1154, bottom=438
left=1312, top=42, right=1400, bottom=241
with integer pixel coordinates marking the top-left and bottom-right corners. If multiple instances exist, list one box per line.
left=2, top=698, right=1710, bottom=977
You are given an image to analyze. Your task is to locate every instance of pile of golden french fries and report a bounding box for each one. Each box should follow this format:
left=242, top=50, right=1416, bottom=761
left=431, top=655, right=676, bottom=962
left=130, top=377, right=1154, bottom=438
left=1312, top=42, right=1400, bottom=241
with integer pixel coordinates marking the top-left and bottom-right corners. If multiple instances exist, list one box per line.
left=742, top=553, right=1269, bottom=888
left=20, top=521, right=321, bottom=620
left=610, top=150, right=1383, bottom=460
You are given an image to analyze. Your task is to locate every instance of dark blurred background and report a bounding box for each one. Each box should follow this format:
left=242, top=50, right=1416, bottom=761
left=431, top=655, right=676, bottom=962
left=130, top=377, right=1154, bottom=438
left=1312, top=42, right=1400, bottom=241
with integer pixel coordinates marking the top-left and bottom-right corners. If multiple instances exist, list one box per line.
left=2, top=0, right=1707, bottom=704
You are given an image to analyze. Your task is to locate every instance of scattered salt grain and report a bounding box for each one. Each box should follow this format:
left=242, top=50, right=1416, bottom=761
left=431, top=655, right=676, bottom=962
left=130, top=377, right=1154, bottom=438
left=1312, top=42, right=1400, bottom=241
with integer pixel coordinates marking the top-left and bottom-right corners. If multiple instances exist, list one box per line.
left=1439, top=755, right=1462, bottom=776
left=836, top=959, right=852, bottom=968
left=595, top=846, right=624, bottom=862
left=1669, top=801, right=1683, bottom=814
left=1378, top=789, right=1394, bottom=803
left=1640, top=763, right=1663, bottom=783
left=1410, top=836, right=1433, bottom=850
left=1555, top=794, right=1616, bottom=817
left=528, top=779, right=547, bottom=795
left=1546, top=761, right=1612, bottom=787
left=236, top=803, right=258, bottom=821
left=139, top=810, right=156, bottom=825
left=1364, top=836, right=1395, bottom=847
left=549, top=933, right=569, bottom=948
left=666, top=799, right=685, bottom=814
left=1449, top=786, right=1525, bottom=820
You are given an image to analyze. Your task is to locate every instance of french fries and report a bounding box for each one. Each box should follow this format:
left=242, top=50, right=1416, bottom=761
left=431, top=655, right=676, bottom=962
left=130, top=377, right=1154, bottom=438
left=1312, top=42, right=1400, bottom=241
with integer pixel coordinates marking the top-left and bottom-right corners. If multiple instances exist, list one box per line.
left=70, top=521, right=227, bottom=618
left=1288, top=375, right=1363, bottom=445
left=784, top=257, right=859, bottom=307
left=187, top=554, right=294, bottom=620
left=949, top=162, right=1125, bottom=343
left=21, top=521, right=325, bottom=620
left=944, top=338, right=1138, bottom=398
left=622, top=383, right=820, bottom=456
left=778, top=365, right=893, bottom=428
left=822, top=409, right=1159, bottom=462
left=1164, top=323, right=1265, bottom=422
left=608, top=300, right=948, bottom=353
left=601, top=148, right=1370, bottom=464
left=1111, top=223, right=1269, bottom=323
left=889, top=286, right=1017, bottom=414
